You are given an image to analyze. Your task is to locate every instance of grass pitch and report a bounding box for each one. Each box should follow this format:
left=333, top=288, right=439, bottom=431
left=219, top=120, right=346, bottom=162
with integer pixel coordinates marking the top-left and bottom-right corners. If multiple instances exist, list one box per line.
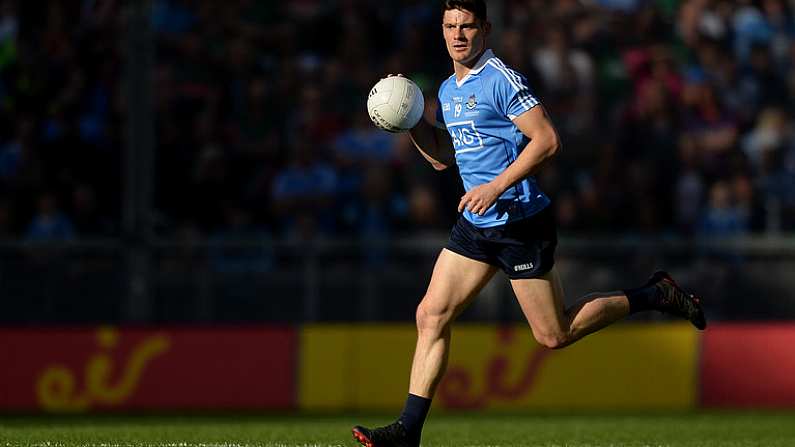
left=1, top=412, right=794, bottom=447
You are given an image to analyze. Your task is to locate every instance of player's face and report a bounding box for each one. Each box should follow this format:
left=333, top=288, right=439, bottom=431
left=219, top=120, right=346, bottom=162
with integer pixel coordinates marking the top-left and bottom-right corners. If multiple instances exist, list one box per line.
left=442, top=9, right=489, bottom=67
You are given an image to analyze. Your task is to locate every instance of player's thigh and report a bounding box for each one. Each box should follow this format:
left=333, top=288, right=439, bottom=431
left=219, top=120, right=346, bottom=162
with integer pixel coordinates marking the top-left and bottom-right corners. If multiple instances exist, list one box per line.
left=510, top=266, right=568, bottom=339
left=419, top=248, right=498, bottom=324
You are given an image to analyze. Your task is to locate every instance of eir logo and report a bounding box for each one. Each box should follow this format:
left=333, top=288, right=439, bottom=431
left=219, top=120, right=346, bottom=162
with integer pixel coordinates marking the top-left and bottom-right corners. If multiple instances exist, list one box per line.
left=436, top=326, right=553, bottom=409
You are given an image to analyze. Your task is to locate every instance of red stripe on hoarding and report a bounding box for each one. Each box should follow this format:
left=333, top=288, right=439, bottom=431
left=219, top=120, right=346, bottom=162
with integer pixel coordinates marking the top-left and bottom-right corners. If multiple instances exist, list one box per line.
left=701, top=324, right=795, bottom=407
left=0, top=326, right=296, bottom=411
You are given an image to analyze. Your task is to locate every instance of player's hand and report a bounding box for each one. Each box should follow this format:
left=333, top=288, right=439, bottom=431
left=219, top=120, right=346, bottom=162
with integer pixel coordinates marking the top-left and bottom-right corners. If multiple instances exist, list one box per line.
left=458, top=181, right=503, bottom=216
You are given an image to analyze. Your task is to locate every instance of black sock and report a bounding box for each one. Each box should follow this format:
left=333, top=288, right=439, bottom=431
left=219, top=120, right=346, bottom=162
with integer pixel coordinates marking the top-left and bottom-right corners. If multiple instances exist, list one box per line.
left=624, top=284, right=660, bottom=314
left=398, top=393, right=431, bottom=437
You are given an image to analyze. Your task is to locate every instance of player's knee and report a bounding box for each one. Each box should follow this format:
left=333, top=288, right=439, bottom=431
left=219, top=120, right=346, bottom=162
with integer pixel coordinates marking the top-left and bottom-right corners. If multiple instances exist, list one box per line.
left=535, top=331, right=570, bottom=350
left=415, top=298, right=452, bottom=337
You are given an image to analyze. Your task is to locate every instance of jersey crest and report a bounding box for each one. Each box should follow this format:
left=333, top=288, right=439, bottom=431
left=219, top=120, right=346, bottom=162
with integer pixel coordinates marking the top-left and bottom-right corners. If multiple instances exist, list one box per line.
left=466, top=94, right=477, bottom=110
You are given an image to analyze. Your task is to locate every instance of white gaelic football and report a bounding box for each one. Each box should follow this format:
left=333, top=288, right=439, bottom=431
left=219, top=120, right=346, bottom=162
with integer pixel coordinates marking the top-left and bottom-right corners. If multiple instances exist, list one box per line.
left=367, top=76, right=425, bottom=133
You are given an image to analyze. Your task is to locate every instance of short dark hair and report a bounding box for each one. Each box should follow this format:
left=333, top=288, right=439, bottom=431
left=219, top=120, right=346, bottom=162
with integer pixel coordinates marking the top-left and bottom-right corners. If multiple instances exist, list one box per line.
left=442, top=0, right=488, bottom=23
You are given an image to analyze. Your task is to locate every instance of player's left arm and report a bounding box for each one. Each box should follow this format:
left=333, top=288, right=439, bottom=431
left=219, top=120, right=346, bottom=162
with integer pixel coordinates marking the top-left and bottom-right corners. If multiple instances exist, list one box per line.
left=458, top=106, right=561, bottom=215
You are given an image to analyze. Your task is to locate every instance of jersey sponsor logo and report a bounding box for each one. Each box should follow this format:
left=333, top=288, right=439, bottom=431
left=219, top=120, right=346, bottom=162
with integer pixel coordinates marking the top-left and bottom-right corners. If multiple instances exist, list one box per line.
left=513, top=262, right=534, bottom=272
left=447, top=120, right=484, bottom=153
left=443, top=102, right=451, bottom=112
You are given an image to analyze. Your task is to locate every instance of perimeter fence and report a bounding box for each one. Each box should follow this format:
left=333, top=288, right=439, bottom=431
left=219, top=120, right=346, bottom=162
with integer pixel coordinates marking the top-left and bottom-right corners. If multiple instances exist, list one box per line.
left=1, top=235, right=794, bottom=324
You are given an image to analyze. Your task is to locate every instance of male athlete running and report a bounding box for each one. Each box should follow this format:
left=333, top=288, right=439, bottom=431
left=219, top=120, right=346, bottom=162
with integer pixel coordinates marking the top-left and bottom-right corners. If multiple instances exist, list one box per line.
left=353, top=1, right=705, bottom=446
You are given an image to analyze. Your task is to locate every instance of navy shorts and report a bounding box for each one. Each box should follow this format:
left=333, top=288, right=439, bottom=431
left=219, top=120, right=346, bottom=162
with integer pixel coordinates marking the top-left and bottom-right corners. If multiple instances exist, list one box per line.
left=445, top=205, right=557, bottom=279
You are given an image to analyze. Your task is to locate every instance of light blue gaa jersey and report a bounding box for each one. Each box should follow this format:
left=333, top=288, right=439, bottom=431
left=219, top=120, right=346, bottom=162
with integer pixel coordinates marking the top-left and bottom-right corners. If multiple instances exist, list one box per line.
left=435, top=49, right=550, bottom=228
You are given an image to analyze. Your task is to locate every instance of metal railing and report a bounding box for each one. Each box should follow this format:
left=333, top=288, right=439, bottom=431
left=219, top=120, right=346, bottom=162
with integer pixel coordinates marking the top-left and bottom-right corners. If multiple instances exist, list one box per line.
left=1, top=234, right=794, bottom=324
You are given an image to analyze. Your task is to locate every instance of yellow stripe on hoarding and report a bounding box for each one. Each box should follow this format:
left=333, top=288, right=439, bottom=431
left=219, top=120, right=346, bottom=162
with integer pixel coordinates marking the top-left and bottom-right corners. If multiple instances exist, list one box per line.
left=299, top=323, right=698, bottom=411
left=440, top=323, right=698, bottom=410
left=299, top=324, right=416, bottom=410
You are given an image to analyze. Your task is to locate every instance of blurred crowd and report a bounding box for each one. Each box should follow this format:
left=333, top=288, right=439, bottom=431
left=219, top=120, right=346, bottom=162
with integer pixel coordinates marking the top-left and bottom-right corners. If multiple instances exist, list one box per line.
left=0, top=0, right=121, bottom=241
left=2, top=0, right=795, bottom=243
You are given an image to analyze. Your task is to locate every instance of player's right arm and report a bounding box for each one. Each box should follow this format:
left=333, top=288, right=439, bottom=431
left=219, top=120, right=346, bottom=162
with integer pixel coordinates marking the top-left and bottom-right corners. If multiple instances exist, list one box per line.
left=408, top=98, right=454, bottom=171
